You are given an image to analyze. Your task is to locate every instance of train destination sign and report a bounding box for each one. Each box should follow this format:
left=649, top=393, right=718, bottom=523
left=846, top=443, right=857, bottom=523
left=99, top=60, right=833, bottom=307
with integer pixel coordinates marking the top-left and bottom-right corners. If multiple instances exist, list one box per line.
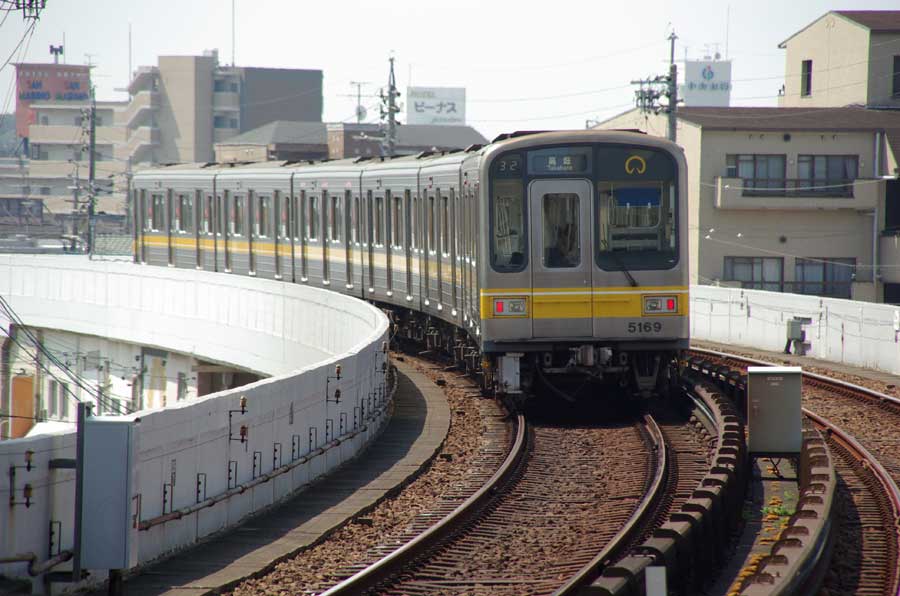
left=528, top=147, right=592, bottom=175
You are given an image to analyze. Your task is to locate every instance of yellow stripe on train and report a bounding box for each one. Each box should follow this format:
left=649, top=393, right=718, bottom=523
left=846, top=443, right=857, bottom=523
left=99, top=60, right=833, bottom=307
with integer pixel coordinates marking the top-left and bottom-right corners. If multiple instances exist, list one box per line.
left=479, top=286, right=689, bottom=319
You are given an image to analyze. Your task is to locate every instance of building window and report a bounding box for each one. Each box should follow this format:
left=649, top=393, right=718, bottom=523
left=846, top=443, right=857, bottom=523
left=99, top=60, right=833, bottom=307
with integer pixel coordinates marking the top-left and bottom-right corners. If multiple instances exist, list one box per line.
left=40, top=186, right=51, bottom=195
left=48, top=380, right=58, bottom=418
left=213, top=79, right=227, bottom=92
left=893, top=56, right=900, bottom=97
left=794, top=258, right=855, bottom=299
left=801, top=59, right=813, bottom=96
left=177, top=373, right=187, bottom=401
left=213, top=115, right=237, bottom=129
left=723, top=256, right=783, bottom=292
left=725, top=154, right=786, bottom=195
left=797, top=155, right=858, bottom=197
left=60, top=382, right=69, bottom=419
left=886, top=283, right=900, bottom=305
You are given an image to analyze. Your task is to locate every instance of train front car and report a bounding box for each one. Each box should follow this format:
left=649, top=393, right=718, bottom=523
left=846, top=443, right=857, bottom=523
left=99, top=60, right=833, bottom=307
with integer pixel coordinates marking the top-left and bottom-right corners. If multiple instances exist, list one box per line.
left=477, top=131, right=689, bottom=399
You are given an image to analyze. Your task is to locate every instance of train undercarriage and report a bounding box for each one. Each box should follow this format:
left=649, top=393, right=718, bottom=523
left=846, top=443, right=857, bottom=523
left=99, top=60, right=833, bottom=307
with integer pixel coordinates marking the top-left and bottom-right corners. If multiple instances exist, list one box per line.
left=380, top=304, right=682, bottom=403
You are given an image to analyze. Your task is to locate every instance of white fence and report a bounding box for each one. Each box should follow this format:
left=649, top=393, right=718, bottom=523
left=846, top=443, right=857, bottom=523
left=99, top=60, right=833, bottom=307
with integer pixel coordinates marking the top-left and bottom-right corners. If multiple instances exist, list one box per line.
left=691, top=285, right=900, bottom=374
left=0, top=256, right=390, bottom=593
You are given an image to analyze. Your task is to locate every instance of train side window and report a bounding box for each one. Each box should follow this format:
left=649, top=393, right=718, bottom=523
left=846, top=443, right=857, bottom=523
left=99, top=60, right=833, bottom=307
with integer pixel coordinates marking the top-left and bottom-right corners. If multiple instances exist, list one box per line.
left=257, top=195, right=271, bottom=238
left=172, top=193, right=182, bottom=232
left=218, top=193, right=226, bottom=236
left=183, top=193, right=194, bottom=233
left=151, top=193, right=165, bottom=231
left=441, top=193, right=450, bottom=257
left=330, top=193, right=342, bottom=243
left=351, top=195, right=360, bottom=244
left=232, top=194, right=245, bottom=236
left=391, top=193, right=403, bottom=249
left=308, top=194, right=319, bottom=240
left=410, top=195, right=418, bottom=250
left=375, top=195, right=384, bottom=246
left=202, top=195, right=213, bottom=234
left=295, top=192, right=304, bottom=241
left=404, top=190, right=412, bottom=250
left=428, top=195, right=436, bottom=254
left=277, top=191, right=288, bottom=238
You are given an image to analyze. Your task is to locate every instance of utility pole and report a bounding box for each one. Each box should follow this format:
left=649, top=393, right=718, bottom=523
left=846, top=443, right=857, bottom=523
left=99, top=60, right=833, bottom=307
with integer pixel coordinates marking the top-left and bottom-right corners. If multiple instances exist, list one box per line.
left=667, top=31, right=678, bottom=143
left=86, top=87, right=97, bottom=255
left=379, top=57, right=400, bottom=157
left=630, top=30, right=680, bottom=142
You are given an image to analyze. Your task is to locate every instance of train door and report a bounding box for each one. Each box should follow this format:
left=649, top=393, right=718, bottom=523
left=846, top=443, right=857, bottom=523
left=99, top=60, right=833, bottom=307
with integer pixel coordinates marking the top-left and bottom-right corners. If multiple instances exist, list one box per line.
left=528, top=179, right=593, bottom=338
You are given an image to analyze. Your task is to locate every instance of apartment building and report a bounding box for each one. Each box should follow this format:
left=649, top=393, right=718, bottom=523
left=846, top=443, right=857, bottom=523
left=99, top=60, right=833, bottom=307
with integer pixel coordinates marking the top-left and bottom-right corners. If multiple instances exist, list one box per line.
left=778, top=10, right=900, bottom=108
left=596, top=10, right=900, bottom=303
left=126, top=51, right=323, bottom=165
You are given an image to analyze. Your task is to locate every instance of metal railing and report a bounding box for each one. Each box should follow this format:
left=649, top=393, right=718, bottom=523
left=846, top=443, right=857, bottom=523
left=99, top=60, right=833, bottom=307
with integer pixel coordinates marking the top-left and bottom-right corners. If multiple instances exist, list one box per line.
left=734, top=280, right=854, bottom=299
left=740, top=178, right=855, bottom=198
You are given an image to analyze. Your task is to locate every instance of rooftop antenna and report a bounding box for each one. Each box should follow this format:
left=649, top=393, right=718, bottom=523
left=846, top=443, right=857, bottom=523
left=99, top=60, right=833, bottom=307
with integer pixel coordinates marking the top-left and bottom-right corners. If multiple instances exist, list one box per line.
left=49, top=44, right=63, bottom=64
left=725, top=5, right=730, bottom=60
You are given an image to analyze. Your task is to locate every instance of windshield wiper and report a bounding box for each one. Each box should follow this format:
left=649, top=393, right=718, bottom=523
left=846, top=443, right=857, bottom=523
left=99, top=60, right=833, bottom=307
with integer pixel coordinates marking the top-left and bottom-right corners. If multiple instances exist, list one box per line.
left=600, top=240, right=639, bottom=287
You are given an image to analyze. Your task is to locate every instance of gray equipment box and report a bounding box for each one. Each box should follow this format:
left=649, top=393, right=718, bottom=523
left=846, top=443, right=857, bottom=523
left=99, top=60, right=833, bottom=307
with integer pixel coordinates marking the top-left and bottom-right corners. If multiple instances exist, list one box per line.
left=747, top=366, right=802, bottom=455
left=81, top=416, right=133, bottom=569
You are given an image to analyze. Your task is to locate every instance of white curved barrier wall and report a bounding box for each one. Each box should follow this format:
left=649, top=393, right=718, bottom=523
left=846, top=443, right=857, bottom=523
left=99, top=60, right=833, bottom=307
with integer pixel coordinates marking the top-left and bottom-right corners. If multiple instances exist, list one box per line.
left=692, top=285, right=900, bottom=373
left=0, top=256, right=390, bottom=592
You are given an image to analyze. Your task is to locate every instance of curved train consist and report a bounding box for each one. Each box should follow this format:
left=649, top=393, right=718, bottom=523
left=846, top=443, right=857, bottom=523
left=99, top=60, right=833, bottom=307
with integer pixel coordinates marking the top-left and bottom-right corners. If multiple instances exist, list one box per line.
left=133, top=130, right=689, bottom=398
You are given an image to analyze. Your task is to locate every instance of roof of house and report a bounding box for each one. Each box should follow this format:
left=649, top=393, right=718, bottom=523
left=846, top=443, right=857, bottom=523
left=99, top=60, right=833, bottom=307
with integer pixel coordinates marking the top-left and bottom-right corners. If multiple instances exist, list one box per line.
left=779, top=10, right=900, bottom=47
left=395, top=124, right=488, bottom=148
left=220, top=121, right=488, bottom=150
left=676, top=106, right=900, bottom=132
left=834, top=10, right=900, bottom=32
left=220, top=121, right=327, bottom=146
left=675, top=106, right=900, bottom=158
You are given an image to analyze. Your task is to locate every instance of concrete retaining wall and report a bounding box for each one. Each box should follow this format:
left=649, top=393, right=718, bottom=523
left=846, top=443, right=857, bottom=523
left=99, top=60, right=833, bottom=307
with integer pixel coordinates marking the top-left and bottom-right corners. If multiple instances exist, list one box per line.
left=691, top=285, right=900, bottom=374
left=0, top=256, right=390, bottom=593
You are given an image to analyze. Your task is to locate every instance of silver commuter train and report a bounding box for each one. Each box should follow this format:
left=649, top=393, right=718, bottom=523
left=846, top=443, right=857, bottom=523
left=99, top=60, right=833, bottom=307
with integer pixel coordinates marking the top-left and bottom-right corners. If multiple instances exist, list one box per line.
left=132, top=130, right=689, bottom=398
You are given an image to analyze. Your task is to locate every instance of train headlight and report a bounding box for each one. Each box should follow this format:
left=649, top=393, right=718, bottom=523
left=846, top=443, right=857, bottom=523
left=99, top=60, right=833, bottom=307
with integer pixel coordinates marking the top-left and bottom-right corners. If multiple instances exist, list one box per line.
left=643, top=295, right=677, bottom=314
left=494, top=298, right=527, bottom=317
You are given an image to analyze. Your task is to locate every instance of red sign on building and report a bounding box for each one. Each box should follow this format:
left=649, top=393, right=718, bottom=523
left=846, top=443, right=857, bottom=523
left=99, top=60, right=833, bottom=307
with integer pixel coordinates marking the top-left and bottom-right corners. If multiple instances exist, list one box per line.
left=15, top=63, right=91, bottom=138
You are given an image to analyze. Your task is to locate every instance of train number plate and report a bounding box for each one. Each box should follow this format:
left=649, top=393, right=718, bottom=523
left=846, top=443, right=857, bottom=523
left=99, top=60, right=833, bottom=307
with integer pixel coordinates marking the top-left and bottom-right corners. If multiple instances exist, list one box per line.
left=627, top=321, right=663, bottom=333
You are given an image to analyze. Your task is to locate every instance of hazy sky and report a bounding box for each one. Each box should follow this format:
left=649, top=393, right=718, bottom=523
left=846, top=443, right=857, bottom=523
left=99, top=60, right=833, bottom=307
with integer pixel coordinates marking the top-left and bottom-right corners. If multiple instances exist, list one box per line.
left=1, top=0, right=896, bottom=139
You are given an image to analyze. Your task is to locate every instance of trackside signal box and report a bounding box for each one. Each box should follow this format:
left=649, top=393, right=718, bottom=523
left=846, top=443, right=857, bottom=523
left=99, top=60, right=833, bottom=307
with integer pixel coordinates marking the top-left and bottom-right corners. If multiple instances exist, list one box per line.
left=747, top=366, right=802, bottom=455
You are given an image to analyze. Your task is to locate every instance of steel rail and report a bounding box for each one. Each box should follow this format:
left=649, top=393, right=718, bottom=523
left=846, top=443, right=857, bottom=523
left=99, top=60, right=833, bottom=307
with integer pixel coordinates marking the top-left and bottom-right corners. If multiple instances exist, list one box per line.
left=318, top=411, right=528, bottom=596
left=688, top=346, right=900, bottom=596
left=551, top=413, right=668, bottom=595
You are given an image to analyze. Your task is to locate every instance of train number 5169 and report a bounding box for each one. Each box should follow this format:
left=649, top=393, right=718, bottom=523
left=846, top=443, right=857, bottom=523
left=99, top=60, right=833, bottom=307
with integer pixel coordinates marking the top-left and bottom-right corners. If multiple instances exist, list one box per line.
left=628, top=321, right=663, bottom=333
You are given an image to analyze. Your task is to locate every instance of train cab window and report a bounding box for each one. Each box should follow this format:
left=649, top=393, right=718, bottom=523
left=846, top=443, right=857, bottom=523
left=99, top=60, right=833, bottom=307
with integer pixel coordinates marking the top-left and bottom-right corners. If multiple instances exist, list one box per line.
left=308, top=194, right=319, bottom=240
left=596, top=181, right=676, bottom=270
left=391, top=194, right=403, bottom=249
left=329, top=193, right=342, bottom=243
left=542, top=194, right=580, bottom=268
left=256, top=195, right=271, bottom=237
left=375, top=196, right=385, bottom=246
left=232, top=195, right=245, bottom=236
left=151, top=193, right=165, bottom=231
left=490, top=179, right=525, bottom=271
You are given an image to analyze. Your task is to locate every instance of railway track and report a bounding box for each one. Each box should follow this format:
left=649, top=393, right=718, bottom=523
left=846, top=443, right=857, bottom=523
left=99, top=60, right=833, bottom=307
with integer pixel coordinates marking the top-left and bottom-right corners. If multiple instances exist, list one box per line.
left=688, top=347, right=900, bottom=596
left=320, top=394, right=666, bottom=596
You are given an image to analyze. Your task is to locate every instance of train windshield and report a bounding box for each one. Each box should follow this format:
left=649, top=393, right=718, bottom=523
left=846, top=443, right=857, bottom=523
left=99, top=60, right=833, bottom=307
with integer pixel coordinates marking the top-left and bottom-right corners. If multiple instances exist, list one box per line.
left=596, top=147, right=678, bottom=271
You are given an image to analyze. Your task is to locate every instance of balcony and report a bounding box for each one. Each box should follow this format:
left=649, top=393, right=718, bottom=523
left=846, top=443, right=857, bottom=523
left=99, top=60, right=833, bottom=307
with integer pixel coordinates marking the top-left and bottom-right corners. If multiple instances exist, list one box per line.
left=714, top=177, right=879, bottom=210
left=121, top=90, right=159, bottom=128
left=212, top=91, right=240, bottom=111
left=729, top=280, right=854, bottom=299
left=29, top=125, right=126, bottom=145
left=123, top=126, right=160, bottom=163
